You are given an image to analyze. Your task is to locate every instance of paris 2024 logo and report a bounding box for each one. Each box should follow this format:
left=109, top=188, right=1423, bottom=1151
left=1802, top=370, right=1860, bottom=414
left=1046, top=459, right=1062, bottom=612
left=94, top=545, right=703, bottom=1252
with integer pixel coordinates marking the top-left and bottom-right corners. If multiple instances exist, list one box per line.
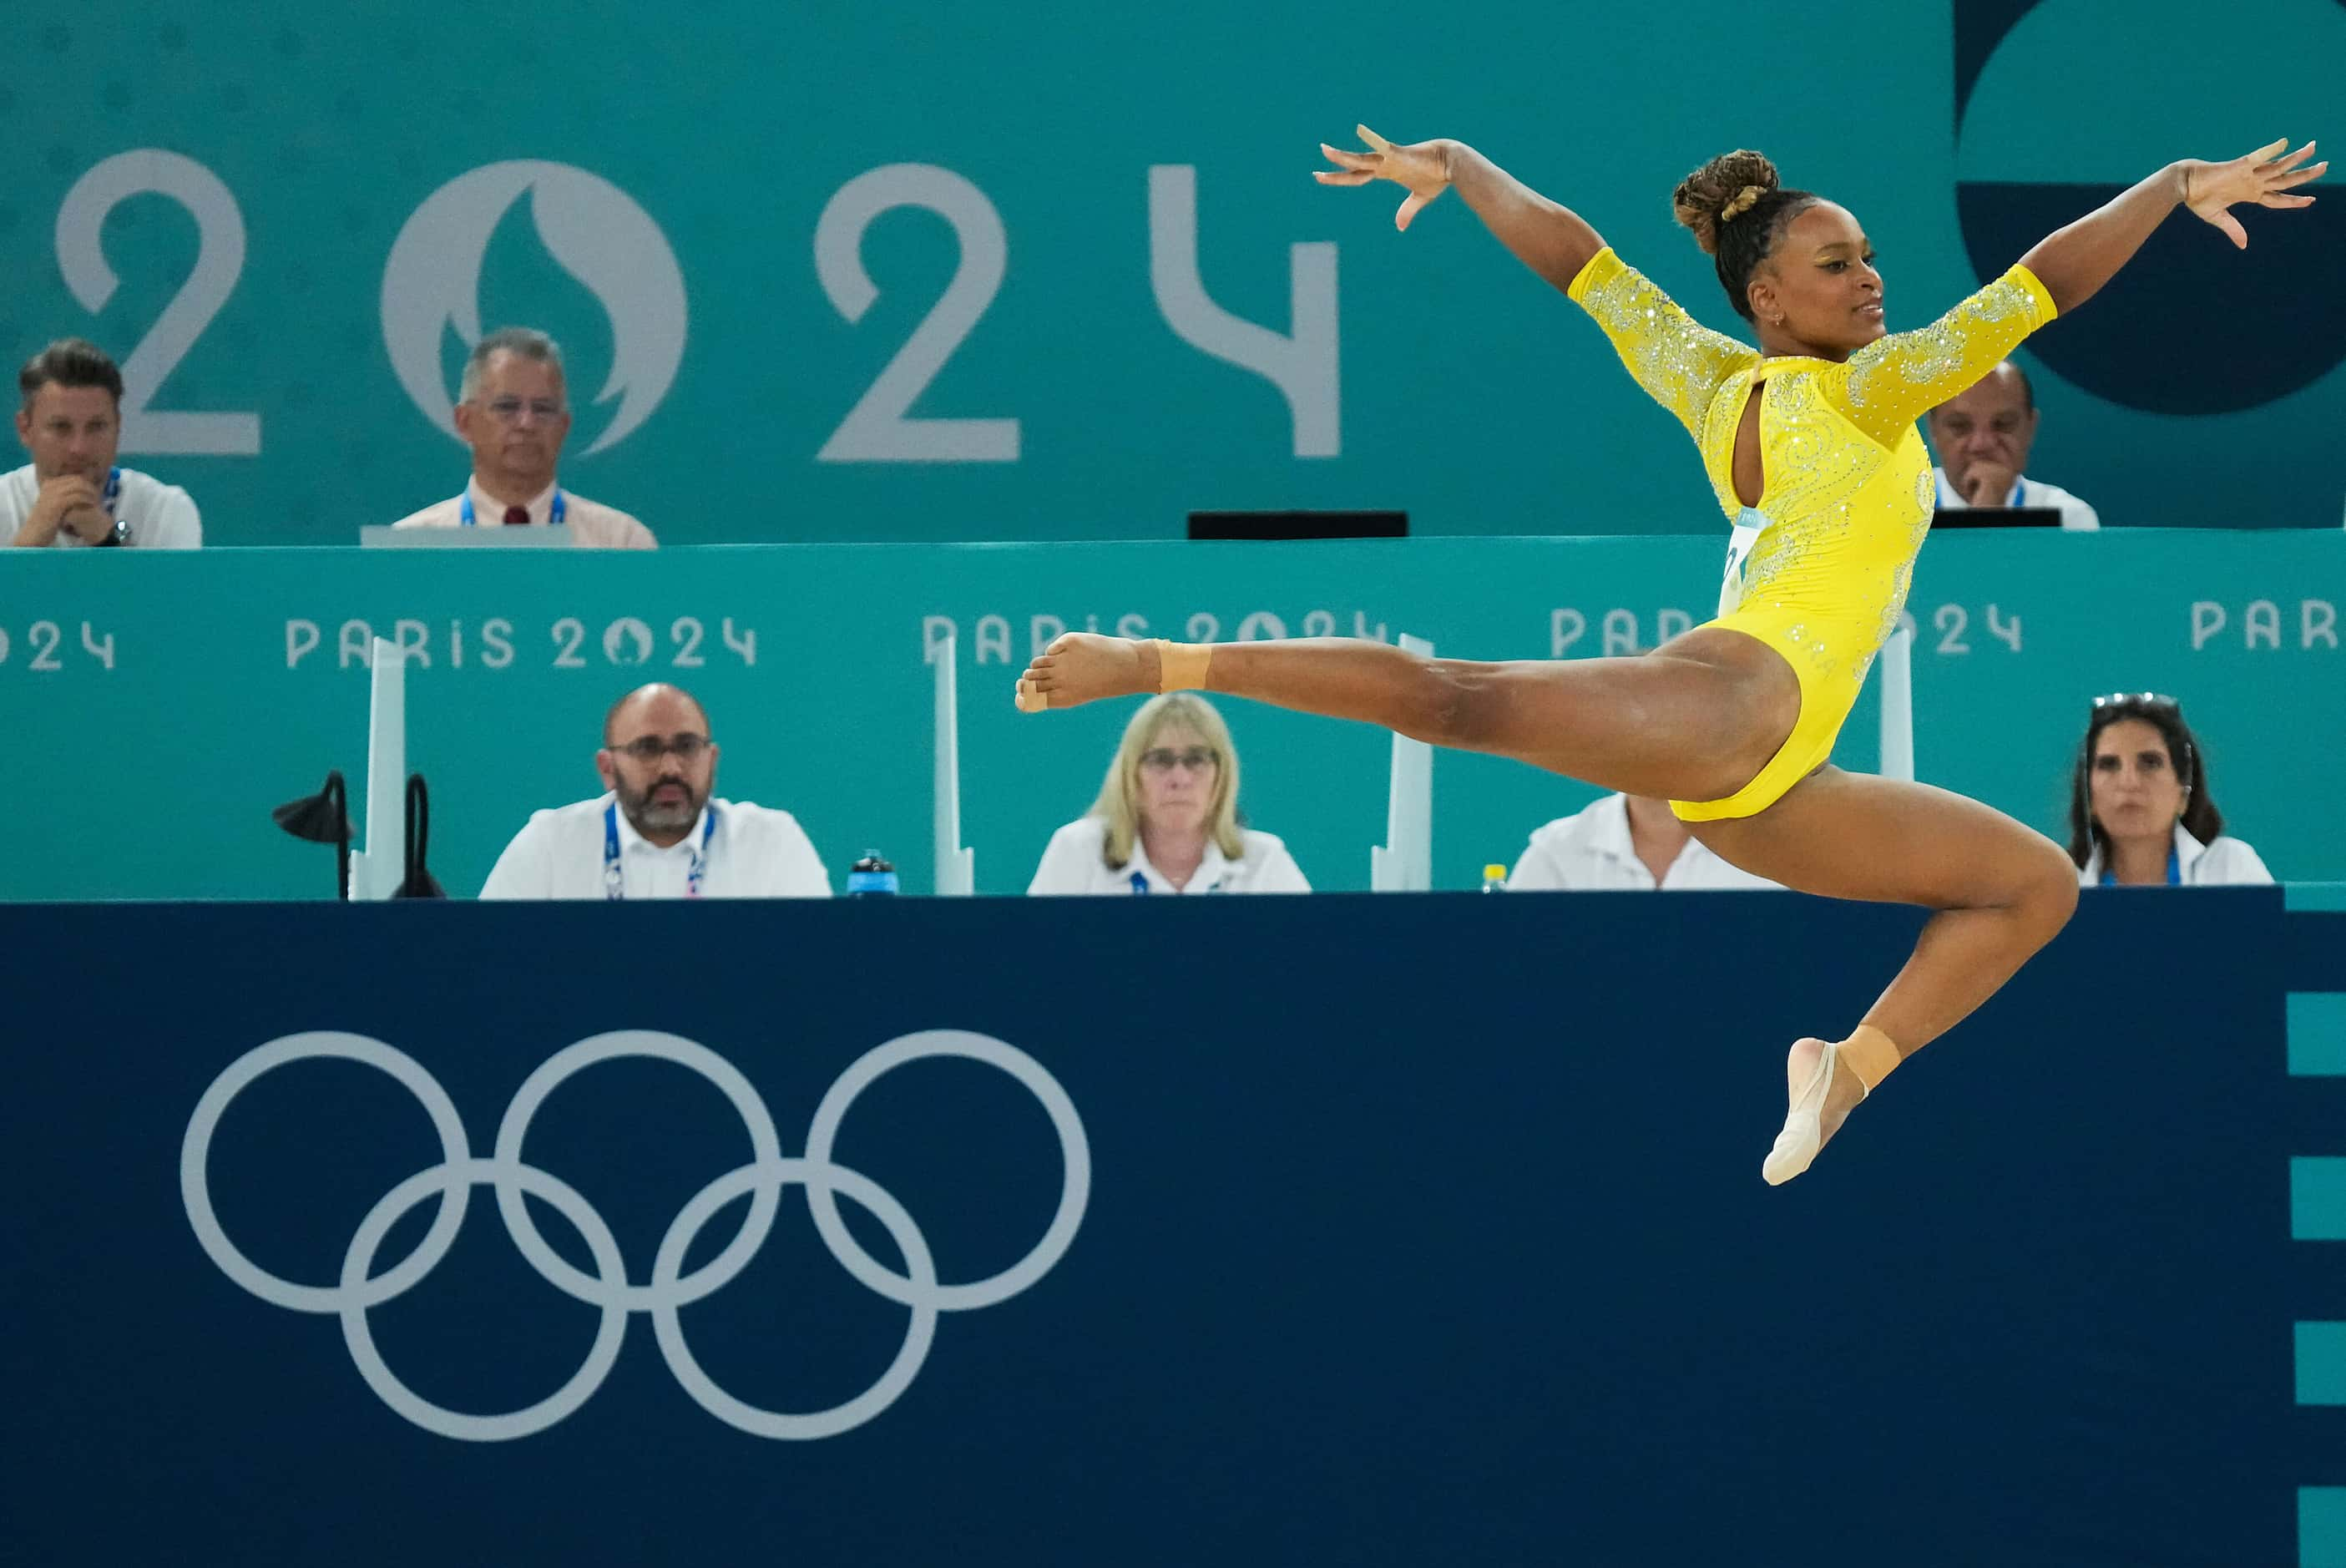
left=380, top=161, right=688, bottom=453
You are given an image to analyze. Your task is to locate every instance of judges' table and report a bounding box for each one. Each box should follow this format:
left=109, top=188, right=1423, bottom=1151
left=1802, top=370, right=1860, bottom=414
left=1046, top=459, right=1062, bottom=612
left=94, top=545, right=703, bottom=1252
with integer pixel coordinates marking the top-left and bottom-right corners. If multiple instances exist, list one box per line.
left=4, top=529, right=2343, bottom=901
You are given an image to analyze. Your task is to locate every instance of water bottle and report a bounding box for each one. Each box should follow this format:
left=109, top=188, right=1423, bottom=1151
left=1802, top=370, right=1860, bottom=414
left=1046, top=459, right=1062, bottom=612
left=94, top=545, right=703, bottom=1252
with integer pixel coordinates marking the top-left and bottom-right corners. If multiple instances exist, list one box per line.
left=847, top=852, right=899, bottom=897
left=1481, top=863, right=1508, bottom=893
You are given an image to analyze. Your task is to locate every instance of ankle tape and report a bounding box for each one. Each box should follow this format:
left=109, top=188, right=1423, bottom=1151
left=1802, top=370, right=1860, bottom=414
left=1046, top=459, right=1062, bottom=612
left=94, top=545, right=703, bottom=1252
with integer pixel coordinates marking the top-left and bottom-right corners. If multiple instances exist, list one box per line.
left=1153, top=640, right=1211, bottom=692
left=1840, top=1025, right=1903, bottom=1093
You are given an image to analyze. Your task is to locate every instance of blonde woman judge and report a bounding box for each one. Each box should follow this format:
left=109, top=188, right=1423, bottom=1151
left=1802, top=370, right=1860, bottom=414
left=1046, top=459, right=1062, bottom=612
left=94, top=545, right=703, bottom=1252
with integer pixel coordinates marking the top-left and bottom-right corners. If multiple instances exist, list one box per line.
left=1028, top=694, right=1309, bottom=895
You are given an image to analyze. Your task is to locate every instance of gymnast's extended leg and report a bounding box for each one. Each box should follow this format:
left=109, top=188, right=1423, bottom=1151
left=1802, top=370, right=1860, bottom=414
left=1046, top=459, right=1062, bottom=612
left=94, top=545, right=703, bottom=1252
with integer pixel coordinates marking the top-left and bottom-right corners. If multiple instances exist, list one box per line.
left=1014, top=630, right=1801, bottom=807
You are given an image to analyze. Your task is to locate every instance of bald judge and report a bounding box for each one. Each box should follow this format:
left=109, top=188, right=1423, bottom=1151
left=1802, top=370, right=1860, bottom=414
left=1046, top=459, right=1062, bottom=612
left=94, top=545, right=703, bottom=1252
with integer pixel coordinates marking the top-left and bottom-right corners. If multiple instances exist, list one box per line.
left=1925, top=360, right=2101, bottom=530
left=481, top=683, right=831, bottom=898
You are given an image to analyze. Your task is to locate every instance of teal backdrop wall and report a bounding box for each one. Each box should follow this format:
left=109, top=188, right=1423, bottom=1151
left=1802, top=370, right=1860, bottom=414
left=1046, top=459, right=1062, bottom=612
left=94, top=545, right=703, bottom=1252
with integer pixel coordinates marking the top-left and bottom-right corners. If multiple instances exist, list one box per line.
left=3, top=530, right=2337, bottom=901
left=0, top=1, right=2338, bottom=546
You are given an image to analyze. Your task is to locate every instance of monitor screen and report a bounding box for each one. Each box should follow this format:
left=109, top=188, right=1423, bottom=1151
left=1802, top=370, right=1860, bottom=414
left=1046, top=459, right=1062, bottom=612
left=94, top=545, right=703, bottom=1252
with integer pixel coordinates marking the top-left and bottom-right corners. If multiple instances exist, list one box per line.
left=1187, top=510, right=1408, bottom=541
left=1929, top=507, right=2065, bottom=530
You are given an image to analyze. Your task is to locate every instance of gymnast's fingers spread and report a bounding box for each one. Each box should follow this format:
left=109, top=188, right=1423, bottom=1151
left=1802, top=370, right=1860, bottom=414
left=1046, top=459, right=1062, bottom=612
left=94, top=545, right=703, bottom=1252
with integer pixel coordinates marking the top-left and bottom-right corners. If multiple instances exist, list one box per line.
left=1320, top=143, right=1378, bottom=172
left=1357, top=124, right=1393, bottom=151
left=2243, top=137, right=2291, bottom=167
left=1395, top=190, right=1434, bottom=231
left=2270, top=155, right=2327, bottom=191
left=2209, top=208, right=2249, bottom=249
left=1315, top=169, right=1376, bottom=185
left=2268, top=139, right=2318, bottom=173
left=2259, top=191, right=2317, bottom=209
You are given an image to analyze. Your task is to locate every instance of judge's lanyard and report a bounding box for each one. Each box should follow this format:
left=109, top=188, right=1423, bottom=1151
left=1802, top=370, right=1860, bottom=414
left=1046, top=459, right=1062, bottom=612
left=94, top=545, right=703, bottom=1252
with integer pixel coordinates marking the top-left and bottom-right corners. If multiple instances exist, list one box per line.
left=604, top=802, right=714, bottom=900
left=459, top=489, right=566, bottom=526
left=102, top=468, right=121, bottom=515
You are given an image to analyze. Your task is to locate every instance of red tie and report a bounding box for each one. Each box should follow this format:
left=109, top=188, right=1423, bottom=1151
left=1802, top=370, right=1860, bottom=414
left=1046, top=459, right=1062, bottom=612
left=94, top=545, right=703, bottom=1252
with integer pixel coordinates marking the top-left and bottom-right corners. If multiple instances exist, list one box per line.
left=503, top=505, right=530, bottom=526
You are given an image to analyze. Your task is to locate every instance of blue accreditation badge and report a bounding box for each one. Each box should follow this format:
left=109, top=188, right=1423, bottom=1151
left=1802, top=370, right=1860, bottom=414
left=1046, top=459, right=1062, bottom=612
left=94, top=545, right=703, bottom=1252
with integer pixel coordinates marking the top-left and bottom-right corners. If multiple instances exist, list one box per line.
left=604, top=802, right=715, bottom=900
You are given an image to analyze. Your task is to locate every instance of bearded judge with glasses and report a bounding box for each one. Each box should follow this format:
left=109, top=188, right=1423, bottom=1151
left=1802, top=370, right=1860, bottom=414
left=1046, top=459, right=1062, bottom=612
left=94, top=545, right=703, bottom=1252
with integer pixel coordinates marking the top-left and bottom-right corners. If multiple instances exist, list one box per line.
left=389, top=327, right=657, bottom=549
left=1026, top=693, right=1310, bottom=896
left=481, top=683, right=832, bottom=899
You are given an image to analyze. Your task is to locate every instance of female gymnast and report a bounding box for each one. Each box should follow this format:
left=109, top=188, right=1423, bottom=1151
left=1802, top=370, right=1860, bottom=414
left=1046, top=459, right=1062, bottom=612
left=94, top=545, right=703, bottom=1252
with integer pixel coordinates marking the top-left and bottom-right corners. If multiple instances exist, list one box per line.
left=1016, top=128, right=2323, bottom=1183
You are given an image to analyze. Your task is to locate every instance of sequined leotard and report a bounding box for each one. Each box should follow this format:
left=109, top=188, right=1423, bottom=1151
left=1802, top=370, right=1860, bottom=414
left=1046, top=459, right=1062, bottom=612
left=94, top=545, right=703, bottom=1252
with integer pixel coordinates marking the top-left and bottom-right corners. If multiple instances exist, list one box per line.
left=1565, top=247, right=2057, bottom=820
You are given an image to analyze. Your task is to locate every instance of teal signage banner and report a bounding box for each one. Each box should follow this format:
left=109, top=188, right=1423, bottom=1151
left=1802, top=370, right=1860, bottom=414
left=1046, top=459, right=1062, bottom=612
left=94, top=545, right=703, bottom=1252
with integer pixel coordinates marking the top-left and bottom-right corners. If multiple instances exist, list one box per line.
left=3, top=530, right=2337, bottom=900
left=0, top=1, right=2338, bottom=548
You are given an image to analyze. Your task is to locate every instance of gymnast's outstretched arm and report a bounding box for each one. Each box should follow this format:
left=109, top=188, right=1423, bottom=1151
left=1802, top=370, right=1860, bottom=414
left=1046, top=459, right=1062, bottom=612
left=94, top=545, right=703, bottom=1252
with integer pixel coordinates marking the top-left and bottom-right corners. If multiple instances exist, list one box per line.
left=2019, top=139, right=2323, bottom=314
left=1316, top=128, right=1605, bottom=295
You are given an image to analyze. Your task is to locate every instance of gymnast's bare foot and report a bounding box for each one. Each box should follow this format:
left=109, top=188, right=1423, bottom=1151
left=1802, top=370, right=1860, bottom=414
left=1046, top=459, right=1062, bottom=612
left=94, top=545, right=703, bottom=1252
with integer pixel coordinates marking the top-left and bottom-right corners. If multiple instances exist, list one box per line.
left=1014, top=635, right=1159, bottom=711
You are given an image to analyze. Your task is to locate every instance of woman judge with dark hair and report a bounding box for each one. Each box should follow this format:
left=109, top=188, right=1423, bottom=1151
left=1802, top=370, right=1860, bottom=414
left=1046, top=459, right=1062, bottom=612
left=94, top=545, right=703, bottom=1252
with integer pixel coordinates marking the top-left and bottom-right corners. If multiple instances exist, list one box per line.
left=1015, top=124, right=2321, bottom=1184
left=2070, top=693, right=2271, bottom=887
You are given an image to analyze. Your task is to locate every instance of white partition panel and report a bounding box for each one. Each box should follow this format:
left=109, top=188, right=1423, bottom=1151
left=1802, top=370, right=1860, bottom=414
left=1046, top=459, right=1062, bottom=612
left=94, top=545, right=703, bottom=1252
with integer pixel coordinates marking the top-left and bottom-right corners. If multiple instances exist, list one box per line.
left=1369, top=633, right=1434, bottom=892
left=932, top=631, right=975, bottom=896
left=1879, top=620, right=1915, bottom=783
left=350, top=635, right=407, bottom=900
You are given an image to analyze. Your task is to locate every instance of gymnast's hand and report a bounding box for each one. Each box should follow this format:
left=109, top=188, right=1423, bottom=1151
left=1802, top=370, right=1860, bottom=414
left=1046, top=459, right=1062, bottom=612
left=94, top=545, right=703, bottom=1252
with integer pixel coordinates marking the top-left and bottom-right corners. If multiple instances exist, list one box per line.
left=1316, top=125, right=1452, bottom=231
left=2181, top=139, right=2324, bottom=249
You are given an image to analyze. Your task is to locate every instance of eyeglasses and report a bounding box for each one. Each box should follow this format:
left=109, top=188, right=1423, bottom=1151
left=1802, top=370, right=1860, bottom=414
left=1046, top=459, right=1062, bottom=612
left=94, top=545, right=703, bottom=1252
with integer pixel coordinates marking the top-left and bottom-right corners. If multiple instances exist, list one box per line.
left=1140, top=746, right=1217, bottom=773
left=2091, top=692, right=2178, bottom=712
left=478, top=396, right=566, bottom=423
left=611, top=733, right=711, bottom=763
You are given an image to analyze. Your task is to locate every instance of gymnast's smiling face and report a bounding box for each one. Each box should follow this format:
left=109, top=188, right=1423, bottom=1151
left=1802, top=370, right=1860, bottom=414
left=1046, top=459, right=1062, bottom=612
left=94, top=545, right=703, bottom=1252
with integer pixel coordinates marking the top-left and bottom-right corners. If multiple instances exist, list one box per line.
left=1747, top=202, right=1887, bottom=357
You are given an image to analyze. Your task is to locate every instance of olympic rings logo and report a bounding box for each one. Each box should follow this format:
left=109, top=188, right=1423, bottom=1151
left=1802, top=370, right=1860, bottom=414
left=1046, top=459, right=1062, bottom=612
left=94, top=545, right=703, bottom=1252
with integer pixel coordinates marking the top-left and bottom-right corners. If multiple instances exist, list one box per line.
left=180, top=1028, right=1089, bottom=1443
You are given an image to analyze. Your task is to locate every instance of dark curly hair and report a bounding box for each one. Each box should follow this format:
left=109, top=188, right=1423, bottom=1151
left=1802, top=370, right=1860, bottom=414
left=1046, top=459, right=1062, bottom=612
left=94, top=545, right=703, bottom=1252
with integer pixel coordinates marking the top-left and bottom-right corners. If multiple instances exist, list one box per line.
left=1671, top=150, right=1820, bottom=322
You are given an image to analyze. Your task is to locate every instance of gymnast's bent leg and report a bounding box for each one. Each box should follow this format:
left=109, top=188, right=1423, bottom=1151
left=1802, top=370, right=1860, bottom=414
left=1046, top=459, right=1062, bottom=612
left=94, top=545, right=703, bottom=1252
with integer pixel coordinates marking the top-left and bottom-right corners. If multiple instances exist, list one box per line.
left=1688, top=768, right=2078, bottom=1181
left=1019, top=631, right=2077, bottom=1182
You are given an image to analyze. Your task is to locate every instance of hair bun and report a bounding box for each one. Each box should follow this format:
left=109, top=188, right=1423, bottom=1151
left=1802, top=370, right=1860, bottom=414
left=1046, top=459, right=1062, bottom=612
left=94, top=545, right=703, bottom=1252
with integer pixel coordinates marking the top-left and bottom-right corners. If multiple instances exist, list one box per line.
left=1671, top=150, right=1782, bottom=256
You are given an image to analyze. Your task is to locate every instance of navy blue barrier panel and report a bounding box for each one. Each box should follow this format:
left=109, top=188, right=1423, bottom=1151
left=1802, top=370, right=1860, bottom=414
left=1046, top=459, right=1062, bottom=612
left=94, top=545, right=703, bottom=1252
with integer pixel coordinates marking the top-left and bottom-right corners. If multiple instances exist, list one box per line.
left=3, top=892, right=2338, bottom=1567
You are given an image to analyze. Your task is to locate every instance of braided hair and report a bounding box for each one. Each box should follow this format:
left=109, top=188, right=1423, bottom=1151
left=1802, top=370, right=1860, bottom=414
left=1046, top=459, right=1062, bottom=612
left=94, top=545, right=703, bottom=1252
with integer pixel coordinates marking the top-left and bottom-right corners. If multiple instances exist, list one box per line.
left=1671, top=150, right=1820, bottom=322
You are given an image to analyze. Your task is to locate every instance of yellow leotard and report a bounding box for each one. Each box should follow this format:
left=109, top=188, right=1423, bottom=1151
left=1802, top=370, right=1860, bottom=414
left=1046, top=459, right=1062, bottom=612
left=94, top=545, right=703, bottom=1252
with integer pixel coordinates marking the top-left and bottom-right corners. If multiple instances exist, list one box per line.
left=1565, top=247, right=2057, bottom=821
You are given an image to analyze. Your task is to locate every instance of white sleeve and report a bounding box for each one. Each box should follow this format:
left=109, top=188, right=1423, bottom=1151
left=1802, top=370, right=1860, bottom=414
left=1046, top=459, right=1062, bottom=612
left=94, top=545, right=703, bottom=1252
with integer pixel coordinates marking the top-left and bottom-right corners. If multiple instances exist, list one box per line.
left=772, top=818, right=832, bottom=898
left=1027, top=823, right=1099, bottom=895
left=1506, top=835, right=1570, bottom=891
left=2199, top=838, right=2274, bottom=886
left=479, top=817, right=554, bottom=899
left=1250, top=840, right=1312, bottom=893
left=146, top=486, right=202, bottom=549
left=2061, top=498, right=2100, bottom=532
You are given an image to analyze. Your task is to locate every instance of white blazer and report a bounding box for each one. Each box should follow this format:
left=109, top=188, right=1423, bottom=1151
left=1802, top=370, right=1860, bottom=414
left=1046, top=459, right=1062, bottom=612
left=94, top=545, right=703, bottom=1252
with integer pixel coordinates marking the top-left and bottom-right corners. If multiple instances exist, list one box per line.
left=2079, top=822, right=2273, bottom=887
left=1027, top=817, right=1309, bottom=895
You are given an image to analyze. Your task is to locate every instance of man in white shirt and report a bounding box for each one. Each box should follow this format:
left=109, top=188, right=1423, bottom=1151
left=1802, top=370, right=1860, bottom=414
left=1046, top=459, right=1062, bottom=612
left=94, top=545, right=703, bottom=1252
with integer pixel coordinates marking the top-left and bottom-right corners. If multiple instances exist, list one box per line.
left=1925, top=360, right=2100, bottom=531
left=3, top=339, right=200, bottom=549
left=389, top=327, right=656, bottom=549
left=481, top=682, right=830, bottom=898
left=1507, top=793, right=1781, bottom=892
